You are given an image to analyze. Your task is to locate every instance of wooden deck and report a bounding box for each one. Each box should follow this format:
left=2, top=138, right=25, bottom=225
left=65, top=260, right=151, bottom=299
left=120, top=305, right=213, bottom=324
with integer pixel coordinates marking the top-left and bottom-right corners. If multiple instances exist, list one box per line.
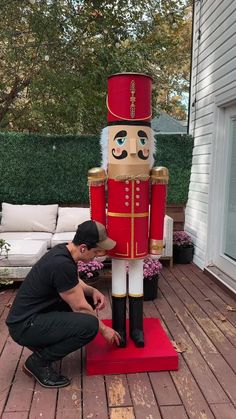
left=1, top=263, right=236, bottom=419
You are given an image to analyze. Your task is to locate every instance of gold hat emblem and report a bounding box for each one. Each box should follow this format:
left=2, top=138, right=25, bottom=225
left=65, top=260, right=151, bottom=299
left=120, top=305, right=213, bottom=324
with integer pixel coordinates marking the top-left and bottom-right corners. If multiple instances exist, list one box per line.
left=130, top=80, right=136, bottom=118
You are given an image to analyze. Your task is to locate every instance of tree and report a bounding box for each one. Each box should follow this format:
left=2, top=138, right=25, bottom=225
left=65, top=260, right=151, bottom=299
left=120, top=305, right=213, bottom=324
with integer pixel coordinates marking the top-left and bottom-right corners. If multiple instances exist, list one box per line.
left=0, top=0, right=192, bottom=134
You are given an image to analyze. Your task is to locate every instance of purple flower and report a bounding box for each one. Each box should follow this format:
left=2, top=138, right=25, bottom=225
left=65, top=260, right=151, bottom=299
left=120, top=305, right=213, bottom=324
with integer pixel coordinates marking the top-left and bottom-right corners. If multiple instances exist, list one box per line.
left=78, top=258, right=104, bottom=278
left=173, top=231, right=193, bottom=247
left=126, top=257, right=163, bottom=279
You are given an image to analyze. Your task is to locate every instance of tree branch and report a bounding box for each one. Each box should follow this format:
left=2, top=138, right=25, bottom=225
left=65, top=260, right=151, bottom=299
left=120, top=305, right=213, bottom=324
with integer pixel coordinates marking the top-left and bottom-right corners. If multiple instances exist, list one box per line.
left=0, top=75, right=32, bottom=123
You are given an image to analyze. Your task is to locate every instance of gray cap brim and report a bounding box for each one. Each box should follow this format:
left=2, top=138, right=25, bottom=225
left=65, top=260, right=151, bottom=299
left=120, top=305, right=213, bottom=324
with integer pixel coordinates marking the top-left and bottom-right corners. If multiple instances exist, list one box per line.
left=98, top=237, right=116, bottom=250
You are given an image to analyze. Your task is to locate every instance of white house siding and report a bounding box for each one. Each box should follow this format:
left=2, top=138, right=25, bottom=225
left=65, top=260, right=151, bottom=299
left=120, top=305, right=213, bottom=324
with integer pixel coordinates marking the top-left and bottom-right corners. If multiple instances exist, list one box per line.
left=186, top=0, right=236, bottom=269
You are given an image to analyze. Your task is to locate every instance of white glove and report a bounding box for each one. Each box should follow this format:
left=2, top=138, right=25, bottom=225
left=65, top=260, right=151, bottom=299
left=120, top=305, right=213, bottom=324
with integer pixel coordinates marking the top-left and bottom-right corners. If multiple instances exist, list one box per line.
left=148, top=253, right=161, bottom=260
left=95, top=255, right=107, bottom=263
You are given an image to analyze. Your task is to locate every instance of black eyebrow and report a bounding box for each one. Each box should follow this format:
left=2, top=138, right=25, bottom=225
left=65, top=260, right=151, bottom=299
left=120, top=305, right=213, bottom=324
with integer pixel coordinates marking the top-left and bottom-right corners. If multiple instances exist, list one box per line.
left=114, top=130, right=127, bottom=140
left=138, top=130, right=148, bottom=138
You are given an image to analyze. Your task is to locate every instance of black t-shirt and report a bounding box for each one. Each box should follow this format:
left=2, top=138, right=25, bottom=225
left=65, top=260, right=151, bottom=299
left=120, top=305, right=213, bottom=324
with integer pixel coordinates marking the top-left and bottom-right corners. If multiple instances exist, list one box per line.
left=6, top=243, right=79, bottom=325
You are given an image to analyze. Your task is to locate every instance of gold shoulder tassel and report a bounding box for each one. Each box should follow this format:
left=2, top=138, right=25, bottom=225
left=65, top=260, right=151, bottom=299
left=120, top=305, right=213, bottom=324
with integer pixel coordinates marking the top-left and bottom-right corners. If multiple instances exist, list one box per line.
left=88, top=167, right=107, bottom=186
left=150, top=167, right=169, bottom=184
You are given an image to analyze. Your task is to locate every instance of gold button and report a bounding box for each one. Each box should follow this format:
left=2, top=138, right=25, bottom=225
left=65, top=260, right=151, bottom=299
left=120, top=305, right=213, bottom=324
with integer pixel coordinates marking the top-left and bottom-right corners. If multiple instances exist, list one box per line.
left=136, top=187, right=140, bottom=191
left=136, top=202, right=140, bottom=207
left=125, top=180, right=129, bottom=184
left=125, top=187, right=129, bottom=192
left=125, top=202, right=129, bottom=206
left=136, top=195, right=140, bottom=199
left=125, top=195, right=129, bottom=199
left=136, top=180, right=140, bottom=184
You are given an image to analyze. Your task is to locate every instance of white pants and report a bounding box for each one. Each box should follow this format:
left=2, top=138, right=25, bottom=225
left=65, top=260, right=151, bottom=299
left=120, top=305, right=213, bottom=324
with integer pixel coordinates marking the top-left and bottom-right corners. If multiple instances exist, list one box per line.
left=112, top=259, right=143, bottom=297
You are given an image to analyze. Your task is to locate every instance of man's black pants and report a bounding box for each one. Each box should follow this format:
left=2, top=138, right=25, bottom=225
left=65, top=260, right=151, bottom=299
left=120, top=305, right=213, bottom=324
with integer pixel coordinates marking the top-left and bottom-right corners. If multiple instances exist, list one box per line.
left=8, top=299, right=99, bottom=362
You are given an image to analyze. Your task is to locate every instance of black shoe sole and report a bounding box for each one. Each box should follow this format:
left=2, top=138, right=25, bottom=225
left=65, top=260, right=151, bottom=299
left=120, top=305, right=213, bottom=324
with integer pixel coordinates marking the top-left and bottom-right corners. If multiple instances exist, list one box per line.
left=130, top=334, right=145, bottom=347
left=23, top=364, right=70, bottom=388
left=132, top=341, right=144, bottom=348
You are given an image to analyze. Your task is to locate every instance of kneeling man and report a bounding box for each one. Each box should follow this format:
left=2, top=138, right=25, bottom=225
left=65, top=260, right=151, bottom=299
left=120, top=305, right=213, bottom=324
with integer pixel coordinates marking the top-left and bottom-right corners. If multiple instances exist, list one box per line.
left=6, top=220, right=120, bottom=388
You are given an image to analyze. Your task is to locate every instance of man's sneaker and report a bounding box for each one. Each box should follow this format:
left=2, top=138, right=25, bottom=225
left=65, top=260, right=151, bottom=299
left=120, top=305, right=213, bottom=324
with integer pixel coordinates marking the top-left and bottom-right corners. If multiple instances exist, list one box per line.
left=23, top=353, right=70, bottom=388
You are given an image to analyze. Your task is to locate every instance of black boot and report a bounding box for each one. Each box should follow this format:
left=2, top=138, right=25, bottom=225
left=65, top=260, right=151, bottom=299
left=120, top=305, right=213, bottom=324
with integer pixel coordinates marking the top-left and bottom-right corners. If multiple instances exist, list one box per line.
left=23, top=353, right=70, bottom=388
left=129, top=296, right=144, bottom=347
left=112, top=296, right=127, bottom=348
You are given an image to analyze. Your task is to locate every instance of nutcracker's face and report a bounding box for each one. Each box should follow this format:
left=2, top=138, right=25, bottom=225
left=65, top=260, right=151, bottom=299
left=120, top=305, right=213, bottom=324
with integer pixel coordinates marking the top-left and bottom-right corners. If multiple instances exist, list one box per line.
left=107, top=125, right=153, bottom=177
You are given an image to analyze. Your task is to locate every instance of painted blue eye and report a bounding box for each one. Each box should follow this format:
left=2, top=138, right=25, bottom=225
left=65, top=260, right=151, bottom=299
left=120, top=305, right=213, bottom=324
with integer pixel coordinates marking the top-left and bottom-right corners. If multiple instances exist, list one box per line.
left=116, top=138, right=127, bottom=146
left=139, top=138, right=147, bottom=146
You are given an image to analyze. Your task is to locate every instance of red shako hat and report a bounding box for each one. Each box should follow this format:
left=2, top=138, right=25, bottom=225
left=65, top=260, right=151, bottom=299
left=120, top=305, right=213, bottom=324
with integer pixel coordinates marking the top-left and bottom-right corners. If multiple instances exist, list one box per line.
left=107, top=72, right=153, bottom=124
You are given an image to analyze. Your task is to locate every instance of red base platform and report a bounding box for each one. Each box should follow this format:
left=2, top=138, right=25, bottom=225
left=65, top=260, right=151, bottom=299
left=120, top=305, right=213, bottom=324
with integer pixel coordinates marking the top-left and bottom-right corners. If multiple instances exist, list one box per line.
left=86, top=318, right=178, bottom=375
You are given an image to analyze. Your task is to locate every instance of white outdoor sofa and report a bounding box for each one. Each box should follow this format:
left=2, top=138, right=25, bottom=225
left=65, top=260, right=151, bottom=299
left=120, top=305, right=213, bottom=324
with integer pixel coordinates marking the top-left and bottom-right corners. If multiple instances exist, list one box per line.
left=0, top=203, right=173, bottom=280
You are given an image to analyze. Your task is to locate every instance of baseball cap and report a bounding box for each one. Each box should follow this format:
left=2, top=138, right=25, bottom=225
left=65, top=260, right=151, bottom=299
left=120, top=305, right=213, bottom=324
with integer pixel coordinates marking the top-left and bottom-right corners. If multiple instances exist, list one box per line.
left=73, top=220, right=116, bottom=250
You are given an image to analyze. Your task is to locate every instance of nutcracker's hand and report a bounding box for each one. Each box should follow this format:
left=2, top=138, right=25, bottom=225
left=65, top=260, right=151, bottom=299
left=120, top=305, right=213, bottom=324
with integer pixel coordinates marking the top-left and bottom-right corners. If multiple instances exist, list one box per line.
left=149, top=241, right=165, bottom=259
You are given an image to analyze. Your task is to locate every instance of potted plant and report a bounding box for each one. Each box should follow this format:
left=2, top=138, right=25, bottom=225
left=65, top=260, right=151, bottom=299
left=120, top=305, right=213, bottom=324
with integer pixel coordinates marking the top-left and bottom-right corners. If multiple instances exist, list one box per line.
left=0, top=239, right=10, bottom=260
left=126, top=258, right=162, bottom=300
left=143, top=257, right=163, bottom=301
left=173, top=231, right=194, bottom=264
left=0, top=239, right=13, bottom=287
left=78, top=258, right=104, bottom=285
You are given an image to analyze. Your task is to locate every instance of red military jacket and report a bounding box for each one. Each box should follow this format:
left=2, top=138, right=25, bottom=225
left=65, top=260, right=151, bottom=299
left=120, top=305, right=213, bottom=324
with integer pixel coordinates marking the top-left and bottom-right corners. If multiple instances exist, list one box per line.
left=89, top=168, right=167, bottom=259
left=107, top=178, right=149, bottom=259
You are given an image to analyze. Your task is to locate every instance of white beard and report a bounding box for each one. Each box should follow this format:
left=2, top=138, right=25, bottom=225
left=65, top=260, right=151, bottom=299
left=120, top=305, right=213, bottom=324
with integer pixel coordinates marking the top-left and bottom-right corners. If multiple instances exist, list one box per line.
left=100, top=126, right=109, bottom=170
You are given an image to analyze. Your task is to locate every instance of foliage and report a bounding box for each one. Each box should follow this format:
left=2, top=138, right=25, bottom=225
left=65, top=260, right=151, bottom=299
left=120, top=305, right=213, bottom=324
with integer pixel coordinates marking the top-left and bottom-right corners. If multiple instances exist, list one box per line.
left=154, top=134, right=193, bottom=203
left=0, top=239, right=11, bottom=260
left=0, top=132, right=193, bottom=205
left=0, top=276, right=14, bottom=286
left=78, top=258, right=104, bottom=278
left=0, top=240, right=12, bottom=285
left=143, top=257, right=162, bottom=279
left=173, top=230, right=193, bottom=247
left=0, top=132, right=101, bottom=204
left=126, top=257, right=162, bottom=278
left=0, top=0, right=192, bottom=134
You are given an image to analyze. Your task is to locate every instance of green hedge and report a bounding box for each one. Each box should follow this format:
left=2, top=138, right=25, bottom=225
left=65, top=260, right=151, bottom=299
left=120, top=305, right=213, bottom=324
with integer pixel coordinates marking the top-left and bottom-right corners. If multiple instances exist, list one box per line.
left=154, top=134, right=193, bottom=204
left=0, top=132, right=193, bottom=206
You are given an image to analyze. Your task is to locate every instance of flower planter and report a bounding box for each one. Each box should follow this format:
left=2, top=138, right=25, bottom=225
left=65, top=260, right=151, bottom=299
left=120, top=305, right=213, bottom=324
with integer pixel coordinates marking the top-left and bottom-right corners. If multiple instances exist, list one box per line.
left=78, top=259, right=104, bottom=285
left=79, top=270, right=100, bottom=285
left=173, top=245, right=194, bottom=264
left=143, top=274, right=159, bottom=301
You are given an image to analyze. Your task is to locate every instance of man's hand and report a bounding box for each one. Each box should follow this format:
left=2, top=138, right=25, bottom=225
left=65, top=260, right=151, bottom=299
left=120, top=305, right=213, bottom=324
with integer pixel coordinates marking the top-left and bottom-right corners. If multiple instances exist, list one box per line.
left=100, top=323, right=121, bottom=346
left=92, top=288, right=105, bottom=311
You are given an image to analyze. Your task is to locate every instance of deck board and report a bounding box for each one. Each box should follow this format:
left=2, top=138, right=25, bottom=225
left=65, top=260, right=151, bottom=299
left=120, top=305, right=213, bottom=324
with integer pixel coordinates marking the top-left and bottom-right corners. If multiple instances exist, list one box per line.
left=127, top=372, right=162, bottom=419
left=166, top=267, right=236, bottom=363
left=106, top=375, right=132, bottom=407
left=159, top=270, right=236, bottom=406
left=157, top=281, right=230, bottom=404
left=4, top=347, right=33, bottom=414
left=0, top=264, right=236, bottom=418
left=109, top=406, right=135, bottom=418
left=56, top=351, right=82, bottom=419
left=160, top=405, right=189, bottom=419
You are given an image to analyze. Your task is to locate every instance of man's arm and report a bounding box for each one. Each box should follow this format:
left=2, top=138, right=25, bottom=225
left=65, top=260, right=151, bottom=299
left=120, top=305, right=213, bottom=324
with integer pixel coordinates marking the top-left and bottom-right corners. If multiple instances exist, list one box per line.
left=60, top=282, right=95, bottom=314
left=59, top=283, right=120, bottom=345
left=78, top=278, right=105, bottom=310
left=78, top=278, right=94, bottom=297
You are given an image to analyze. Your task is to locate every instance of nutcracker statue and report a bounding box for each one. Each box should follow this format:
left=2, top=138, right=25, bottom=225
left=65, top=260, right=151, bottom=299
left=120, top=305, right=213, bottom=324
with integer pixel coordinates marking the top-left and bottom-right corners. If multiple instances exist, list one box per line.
left=88, top=73, right=168, bottom=348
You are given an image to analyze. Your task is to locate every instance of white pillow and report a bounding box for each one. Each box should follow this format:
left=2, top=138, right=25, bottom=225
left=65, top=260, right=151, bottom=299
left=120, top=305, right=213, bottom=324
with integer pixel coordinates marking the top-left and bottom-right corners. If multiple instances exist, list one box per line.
left=56, top=207, right=91, bottom=233
left=0, top=203, right=58, bottom=233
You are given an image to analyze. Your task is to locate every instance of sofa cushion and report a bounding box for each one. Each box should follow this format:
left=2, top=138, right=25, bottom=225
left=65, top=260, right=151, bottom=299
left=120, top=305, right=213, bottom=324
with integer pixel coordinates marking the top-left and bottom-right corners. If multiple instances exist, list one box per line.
left=0, top=232, right=52, bottom=248
left=51, top=232, right=75, bottom=247
left=56, top=207, right=90, bottom=233
left=0, top=240, right=47, bottom=267
left=0, top=203, right=58, bottom=233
